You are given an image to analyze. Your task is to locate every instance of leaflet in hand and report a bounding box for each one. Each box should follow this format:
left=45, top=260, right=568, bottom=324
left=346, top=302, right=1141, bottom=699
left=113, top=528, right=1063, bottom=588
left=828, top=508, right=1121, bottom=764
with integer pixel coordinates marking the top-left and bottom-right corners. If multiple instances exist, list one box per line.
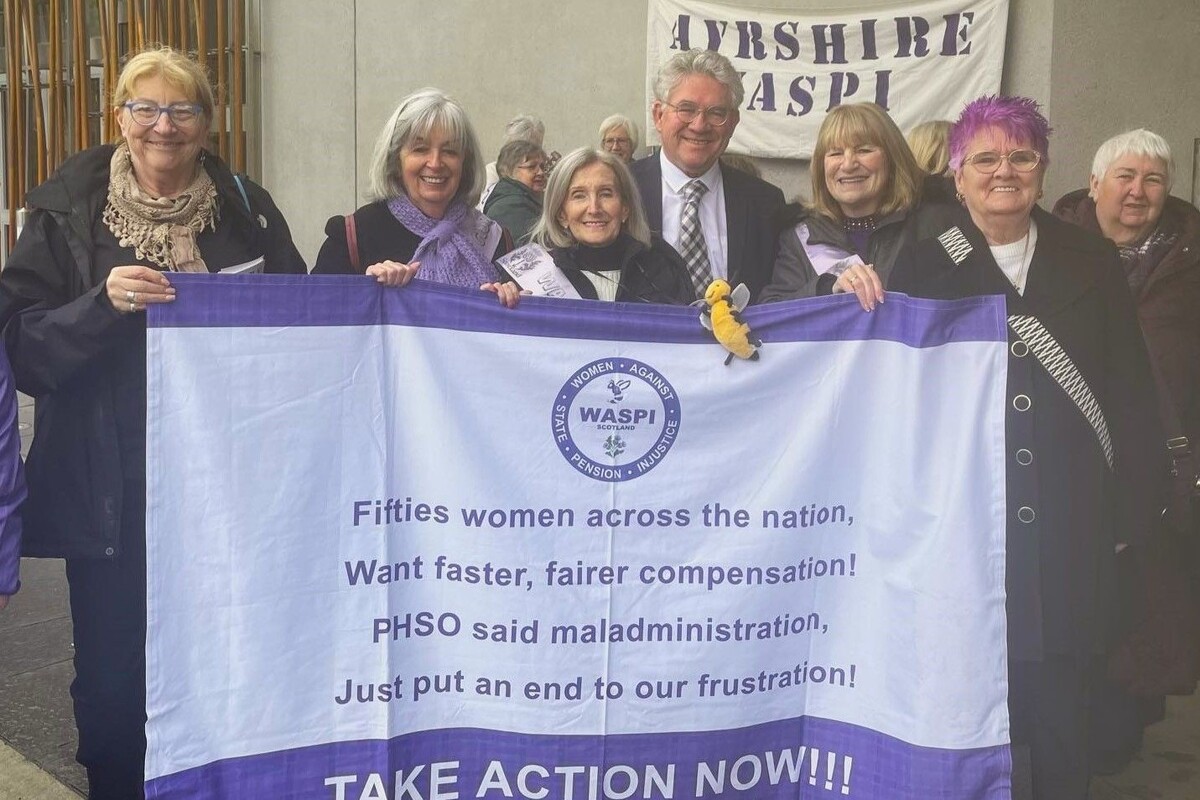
left=496, top=244, right=581, bottom=299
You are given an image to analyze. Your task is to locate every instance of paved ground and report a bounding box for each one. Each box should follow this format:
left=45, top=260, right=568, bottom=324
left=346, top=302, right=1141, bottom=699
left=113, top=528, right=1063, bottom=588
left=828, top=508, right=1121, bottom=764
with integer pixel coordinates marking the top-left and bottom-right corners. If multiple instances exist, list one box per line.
left=0, top=388, right=1197, bottom=798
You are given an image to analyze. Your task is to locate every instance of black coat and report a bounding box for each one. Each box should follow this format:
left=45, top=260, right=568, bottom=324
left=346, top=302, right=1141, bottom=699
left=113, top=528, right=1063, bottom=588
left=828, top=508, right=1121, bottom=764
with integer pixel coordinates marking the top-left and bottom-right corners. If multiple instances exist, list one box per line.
left=549, top=233, right=695, bottom=305
left=630, top=156, right=785, bottom=303
left=313, top=200, right=511, bottom=275
left=889, top=207, right=1166, bottom=660
left=0, top=145, right=306, bottom=559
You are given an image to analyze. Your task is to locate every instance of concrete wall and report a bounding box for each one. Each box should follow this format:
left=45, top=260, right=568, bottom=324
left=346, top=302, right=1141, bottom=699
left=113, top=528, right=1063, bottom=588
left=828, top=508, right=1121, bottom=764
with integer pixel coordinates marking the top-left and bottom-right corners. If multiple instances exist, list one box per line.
left=1040, top=0, right=1200, bottom=205
left=260, top=0, right=1200, bottom=265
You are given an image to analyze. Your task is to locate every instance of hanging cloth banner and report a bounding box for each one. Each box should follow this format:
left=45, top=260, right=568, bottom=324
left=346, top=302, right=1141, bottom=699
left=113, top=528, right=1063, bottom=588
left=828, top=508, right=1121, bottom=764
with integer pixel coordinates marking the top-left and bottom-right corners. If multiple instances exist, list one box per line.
left=144, top=277, right=1012, bottom=799
left=646, top=0, right=1009, bottom=159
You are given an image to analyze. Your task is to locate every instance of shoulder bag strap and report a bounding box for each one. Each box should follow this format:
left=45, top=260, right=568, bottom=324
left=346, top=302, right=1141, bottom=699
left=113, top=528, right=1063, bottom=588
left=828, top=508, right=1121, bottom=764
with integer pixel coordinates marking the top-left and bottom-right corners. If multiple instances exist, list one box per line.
left=344, top=214, right=361, bottom=272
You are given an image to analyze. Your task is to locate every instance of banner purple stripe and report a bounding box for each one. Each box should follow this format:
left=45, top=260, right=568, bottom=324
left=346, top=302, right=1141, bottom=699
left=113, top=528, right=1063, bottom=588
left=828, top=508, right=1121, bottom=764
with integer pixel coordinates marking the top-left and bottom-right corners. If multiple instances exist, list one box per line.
left=148, top=275, right=1007, bottom=347
left=146, top=715, right=1010, bottom=800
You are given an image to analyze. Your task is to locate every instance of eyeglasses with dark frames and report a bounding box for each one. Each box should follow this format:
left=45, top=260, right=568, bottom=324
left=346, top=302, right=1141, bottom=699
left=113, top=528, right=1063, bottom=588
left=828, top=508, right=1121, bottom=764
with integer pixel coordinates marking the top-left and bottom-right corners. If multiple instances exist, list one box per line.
left=123, top=101, right=204, bottom=127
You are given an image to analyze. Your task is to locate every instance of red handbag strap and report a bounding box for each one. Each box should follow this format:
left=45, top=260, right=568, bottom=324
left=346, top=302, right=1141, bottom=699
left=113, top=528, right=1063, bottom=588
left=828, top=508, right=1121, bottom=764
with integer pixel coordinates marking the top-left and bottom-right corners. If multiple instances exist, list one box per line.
left=344, top=214, right=361, bottom=272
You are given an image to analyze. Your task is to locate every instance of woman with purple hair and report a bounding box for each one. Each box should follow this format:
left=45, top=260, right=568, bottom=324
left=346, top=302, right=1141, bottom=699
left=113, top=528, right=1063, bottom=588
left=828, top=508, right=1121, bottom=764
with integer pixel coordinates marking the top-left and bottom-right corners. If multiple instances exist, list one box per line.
left=313, top=88, right=521, bottom=307
left=886, top=96, right=1166, bottom=800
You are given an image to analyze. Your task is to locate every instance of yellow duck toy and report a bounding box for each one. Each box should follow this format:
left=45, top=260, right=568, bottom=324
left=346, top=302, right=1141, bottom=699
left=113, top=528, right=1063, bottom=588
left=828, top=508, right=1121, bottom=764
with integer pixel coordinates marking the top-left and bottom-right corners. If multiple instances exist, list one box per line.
left=699, top=279, right=761, bottom=365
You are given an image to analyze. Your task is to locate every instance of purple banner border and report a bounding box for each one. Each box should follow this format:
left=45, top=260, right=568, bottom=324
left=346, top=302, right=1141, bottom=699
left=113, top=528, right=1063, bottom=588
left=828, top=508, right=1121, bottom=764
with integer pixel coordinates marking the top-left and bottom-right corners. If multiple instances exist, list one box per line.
left=146, top=714, right=1010, bottom=800
left=147, top=274, right=1007, bottom=348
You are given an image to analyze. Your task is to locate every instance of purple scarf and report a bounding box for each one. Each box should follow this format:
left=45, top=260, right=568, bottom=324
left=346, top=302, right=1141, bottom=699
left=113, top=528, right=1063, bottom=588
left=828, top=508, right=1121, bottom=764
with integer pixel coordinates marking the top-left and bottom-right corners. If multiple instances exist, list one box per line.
left=387, top=195, right=499, bottom=288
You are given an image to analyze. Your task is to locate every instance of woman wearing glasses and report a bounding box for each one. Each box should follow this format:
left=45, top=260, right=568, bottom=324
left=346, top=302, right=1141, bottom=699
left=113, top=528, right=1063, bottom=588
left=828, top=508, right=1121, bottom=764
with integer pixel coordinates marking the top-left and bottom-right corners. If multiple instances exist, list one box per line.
left=0, top=47, right=305, bottom=798
left=483, top=139, right=548, bottom=245
left=758, top=102, right=927, bottom=304
left=885, top=96, right=1165, bottom=800
left=598, top=114, right=639, bottom=163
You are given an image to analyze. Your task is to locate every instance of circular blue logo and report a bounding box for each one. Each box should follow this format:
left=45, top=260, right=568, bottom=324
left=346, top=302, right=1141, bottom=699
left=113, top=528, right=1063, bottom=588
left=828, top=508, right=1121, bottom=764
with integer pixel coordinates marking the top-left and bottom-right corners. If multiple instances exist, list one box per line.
left=552, top=358, right=682, bottom=482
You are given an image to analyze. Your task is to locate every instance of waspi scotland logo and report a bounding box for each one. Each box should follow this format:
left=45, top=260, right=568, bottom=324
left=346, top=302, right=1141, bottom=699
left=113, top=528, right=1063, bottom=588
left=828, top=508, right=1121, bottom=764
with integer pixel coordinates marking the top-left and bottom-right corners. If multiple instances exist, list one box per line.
left=552, top=358, right=681, bottom=482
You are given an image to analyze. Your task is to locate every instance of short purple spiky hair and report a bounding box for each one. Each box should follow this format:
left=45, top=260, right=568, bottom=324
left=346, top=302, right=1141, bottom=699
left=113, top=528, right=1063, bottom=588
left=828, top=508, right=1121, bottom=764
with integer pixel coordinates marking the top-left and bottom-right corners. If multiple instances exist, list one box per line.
left=948, top=95, right=1052, bottom=171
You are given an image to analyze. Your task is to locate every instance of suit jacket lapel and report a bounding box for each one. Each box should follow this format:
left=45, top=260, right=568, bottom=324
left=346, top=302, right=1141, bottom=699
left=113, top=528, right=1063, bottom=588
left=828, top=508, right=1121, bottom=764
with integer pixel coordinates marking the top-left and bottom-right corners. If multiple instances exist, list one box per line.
left=637, top=157, right=665, bottom=235
left=723, top=167, right=746, bottom=284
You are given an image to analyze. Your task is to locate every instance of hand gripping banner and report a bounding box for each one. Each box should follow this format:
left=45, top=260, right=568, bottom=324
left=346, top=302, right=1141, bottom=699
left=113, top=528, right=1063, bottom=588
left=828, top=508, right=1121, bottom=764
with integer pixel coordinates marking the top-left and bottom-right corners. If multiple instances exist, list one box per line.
left=145, top=276, right=1012, bottom=799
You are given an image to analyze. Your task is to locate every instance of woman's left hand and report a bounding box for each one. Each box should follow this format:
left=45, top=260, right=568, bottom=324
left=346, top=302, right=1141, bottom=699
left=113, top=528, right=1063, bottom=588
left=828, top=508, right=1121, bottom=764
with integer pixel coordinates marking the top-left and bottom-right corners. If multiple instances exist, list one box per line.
left=481, top=281, right=523, bottom=309
left=832, top=263, right=885, bottom=312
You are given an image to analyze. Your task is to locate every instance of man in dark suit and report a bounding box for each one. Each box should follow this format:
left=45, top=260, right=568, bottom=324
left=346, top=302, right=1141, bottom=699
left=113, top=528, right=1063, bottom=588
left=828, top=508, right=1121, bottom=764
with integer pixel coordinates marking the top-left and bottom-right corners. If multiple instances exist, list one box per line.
left=632, top=49, right=785, bottom=302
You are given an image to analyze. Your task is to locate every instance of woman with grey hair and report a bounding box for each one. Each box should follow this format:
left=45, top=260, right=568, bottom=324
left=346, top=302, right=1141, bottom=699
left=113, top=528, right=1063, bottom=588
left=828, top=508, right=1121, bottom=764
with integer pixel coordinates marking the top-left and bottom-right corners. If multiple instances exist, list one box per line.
left=598, top=114, right=639, bottom=163
left=1054, top=128, right=1200, bottom=773
left=483, top=139, right=547, bottom=244
left=314, top=87, right=519, bottom=306
left=529, top=147, right=692, bottom=303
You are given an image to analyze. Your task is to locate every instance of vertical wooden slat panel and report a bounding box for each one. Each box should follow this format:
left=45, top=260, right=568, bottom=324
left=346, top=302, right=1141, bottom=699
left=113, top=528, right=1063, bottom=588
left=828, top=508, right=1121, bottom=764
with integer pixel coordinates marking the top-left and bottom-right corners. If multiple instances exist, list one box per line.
left=71, top=0, right=86, bottom=151
left=215, top=0, right=227, bottom=156
left=179, top=0, right=190, bottom=54
left=12, top=1, right=28, bottom=208
left=129, top=0, right=145, bottom=53
left=97, top=0, right=111, bottom=140
left=147, top=0, right=159, bottom=44
left=231, top=0, right=243, bottom=171
left=5, top=2, right=22, bottom=245
left=21, top=0, right=48, bottom=185
left=192, top=0, right=206, bottom=68
left=49, top=0, right=63, bottom=171
left=106, top=0, right=118, bottom=99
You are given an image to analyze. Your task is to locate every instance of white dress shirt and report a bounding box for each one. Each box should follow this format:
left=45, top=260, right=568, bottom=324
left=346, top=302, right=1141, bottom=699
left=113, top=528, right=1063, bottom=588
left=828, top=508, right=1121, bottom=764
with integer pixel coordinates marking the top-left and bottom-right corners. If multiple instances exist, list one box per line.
left=659, top=152, right=728, bottom=281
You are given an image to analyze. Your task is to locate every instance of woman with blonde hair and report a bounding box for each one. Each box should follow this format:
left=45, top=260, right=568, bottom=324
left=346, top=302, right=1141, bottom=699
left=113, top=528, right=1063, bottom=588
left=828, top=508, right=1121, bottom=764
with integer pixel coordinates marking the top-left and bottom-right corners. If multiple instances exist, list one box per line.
left=759, top=102, right=925, bottom=304
left=907, top=119, right=953, bottom=175
left=0, top=45, right=305, bottom=798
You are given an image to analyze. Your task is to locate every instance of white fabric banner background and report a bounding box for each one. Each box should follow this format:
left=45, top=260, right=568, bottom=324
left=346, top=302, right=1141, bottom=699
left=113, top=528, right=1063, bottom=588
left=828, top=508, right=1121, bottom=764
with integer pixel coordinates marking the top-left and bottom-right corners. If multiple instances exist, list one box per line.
left=144, top=278, right=1011, bottom=799
left=646, top=0, right=1009, bottom=159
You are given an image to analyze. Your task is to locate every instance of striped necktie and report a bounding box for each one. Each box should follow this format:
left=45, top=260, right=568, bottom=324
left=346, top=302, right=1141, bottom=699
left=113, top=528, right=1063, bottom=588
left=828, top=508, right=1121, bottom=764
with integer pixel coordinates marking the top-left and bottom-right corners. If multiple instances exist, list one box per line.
left=679, top=179, right=713, bottom=297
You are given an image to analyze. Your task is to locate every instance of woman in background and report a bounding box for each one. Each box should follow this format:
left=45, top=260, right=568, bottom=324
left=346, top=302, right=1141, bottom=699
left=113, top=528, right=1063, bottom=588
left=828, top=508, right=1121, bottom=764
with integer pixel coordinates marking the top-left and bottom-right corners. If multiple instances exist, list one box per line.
left=598, top=114, right=639, bottom=163
left=483, top=139, right=548, bottom=245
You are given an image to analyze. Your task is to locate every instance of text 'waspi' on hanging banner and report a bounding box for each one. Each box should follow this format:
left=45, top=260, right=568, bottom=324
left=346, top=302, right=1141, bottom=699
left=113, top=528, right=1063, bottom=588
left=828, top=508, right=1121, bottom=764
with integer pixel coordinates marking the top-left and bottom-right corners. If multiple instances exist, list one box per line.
left=646, top=0, right=1009, bottom=159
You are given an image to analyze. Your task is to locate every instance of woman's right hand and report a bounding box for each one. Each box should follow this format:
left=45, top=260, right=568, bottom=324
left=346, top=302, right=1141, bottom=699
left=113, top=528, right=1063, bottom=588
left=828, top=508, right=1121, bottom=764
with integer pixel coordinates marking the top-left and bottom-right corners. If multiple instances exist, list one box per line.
left=105, top=266, right=175, bottom=314
left=832, top=262, right=884, bottom=312
left=366, top=260, right=420, bottom=287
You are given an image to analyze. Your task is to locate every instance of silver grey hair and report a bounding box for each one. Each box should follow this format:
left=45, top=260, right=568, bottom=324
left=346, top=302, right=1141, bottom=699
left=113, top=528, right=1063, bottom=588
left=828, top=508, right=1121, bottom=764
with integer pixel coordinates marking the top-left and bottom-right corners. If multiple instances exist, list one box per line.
left=1090, top=129, right=1174, bottom=193
left=530, top=147, right=651, bottom=249
left=504, top=114, right=545, bottom=145
left=496, top=140, right=546, bottom=178
left=366, top=87, right=485, bottom=206
left=653, top=48, right=744, bottom=107
left=598, top=114, right=640, bottom=152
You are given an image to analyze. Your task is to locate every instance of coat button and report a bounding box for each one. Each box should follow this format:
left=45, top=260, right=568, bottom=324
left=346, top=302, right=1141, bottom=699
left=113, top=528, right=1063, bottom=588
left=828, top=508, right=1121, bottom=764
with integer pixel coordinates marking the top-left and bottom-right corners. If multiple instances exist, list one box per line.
left=1017, top=506, right=1036, bottom=523
left=1011, top=341, right=1030, bottom=358
left=1015, top=449, right=1033, bottom=465
left=104, top=547, right=115, bottom=556
left=1012, top=394, right=1032, bottom=412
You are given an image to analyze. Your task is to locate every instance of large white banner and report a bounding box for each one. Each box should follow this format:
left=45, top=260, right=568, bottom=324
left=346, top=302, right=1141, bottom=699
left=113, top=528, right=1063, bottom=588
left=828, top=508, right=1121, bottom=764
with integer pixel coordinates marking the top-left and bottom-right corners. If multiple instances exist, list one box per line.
left=145, top=277, right=1012, bottom=799
left=646, top=0, right=1009, bottom=159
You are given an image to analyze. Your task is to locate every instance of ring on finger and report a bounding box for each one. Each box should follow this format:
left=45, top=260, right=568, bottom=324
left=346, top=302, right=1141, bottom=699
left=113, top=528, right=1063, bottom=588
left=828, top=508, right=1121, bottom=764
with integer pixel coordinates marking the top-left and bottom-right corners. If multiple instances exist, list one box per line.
left=126, top=289, right=135, bottom=303
left=129, top=300, right=136, bottom=313
left=847, top=274, right=858, bottom=285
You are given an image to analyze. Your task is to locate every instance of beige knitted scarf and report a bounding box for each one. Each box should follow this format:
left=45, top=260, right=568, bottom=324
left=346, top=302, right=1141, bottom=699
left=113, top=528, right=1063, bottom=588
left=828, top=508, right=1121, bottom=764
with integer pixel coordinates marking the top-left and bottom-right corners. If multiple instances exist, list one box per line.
left=102, top=143, right=218, bottom=272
